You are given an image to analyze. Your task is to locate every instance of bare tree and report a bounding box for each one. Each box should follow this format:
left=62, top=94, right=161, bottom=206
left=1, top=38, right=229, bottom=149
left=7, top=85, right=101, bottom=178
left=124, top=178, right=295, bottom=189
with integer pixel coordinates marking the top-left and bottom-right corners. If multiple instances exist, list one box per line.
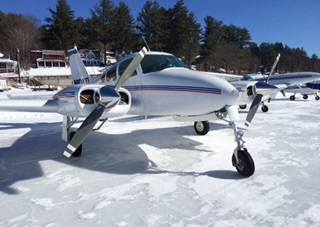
left=0, top=13, right=42, bottom=68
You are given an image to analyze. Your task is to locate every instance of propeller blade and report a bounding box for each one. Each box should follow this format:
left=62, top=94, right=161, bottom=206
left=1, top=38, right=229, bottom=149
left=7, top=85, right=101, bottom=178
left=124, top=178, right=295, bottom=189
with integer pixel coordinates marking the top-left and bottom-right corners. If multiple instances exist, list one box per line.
left=245, top=94, right=263, bottom=127
left=64, top=104, right=106, bottom=157
left=115, top=47, right=147, bottom=90
left=266, top=53, right=280, bottom=83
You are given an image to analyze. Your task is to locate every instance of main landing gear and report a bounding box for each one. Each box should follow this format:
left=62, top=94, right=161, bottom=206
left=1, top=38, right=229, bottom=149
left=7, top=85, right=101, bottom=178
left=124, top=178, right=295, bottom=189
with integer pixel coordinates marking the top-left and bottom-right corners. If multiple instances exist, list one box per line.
left=62, top=116, right=107, bottom=157
left=194, top=121, right=210, bottom=135
left=290, top=94, right=308, bottom=100
left=290, top=94, right=318, bottom=100
left=62, top=116, right=82, bottom=157
left=194, top=120, right=255, bottom=177
left=239, top=103, right=269, bottom=113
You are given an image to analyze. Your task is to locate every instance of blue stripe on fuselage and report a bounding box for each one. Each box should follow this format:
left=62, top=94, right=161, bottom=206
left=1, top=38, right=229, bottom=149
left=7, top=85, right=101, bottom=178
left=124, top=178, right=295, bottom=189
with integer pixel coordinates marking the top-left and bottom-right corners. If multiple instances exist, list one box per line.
left=124, top=85, right=221, bottom=95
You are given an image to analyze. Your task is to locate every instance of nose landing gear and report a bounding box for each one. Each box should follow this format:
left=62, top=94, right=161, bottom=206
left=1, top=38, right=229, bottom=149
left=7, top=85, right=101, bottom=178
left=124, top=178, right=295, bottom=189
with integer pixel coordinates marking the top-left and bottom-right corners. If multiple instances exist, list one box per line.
left=231, top=122, right=255, bottom=177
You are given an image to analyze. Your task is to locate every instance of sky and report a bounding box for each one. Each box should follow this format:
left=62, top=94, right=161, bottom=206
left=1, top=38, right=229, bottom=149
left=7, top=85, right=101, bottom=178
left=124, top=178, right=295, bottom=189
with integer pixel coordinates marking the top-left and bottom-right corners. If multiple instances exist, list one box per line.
left=1, top=0, right=320, bottom=57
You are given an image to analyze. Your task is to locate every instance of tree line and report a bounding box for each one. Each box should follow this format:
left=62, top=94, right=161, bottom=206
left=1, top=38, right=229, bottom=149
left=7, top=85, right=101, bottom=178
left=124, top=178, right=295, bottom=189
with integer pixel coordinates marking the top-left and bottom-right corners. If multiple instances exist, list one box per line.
left=0, top=0, right=319, bottom=74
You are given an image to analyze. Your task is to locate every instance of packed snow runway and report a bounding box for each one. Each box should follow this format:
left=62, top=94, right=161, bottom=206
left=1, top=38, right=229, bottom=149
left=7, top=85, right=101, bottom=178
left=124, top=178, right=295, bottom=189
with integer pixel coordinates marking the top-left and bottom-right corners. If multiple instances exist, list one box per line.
left=1, top=91, right=320, bottom=226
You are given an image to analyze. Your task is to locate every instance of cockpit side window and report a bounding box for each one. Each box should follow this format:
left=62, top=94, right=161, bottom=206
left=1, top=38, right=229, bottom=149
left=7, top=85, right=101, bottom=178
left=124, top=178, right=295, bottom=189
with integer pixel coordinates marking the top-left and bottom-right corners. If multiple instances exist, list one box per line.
left=118, top=58, right=137, bottom=77
left=247, top=85, right=253, bottom=96
left=141, top=54, right=188, bottom=74
left=101, top=64, right=117, bottom=83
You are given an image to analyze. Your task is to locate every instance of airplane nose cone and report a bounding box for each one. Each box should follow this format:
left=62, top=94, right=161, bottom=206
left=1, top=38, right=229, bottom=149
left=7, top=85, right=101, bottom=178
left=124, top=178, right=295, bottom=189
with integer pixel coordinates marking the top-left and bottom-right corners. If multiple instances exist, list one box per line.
left=221, top=86, right=240, bottom=106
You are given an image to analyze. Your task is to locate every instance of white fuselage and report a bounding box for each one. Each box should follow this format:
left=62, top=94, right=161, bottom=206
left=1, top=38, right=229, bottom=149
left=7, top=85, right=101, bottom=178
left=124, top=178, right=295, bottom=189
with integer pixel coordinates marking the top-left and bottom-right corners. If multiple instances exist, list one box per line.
left=122, top=67, right=238, bottom=116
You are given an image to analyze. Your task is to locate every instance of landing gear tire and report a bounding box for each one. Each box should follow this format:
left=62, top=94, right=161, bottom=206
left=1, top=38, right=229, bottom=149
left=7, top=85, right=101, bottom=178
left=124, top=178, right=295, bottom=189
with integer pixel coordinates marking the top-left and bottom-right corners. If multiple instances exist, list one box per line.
left=69, top=131, right=82, bottom=157
left=239, top=105, right=247, bottom=109
left=303, top=95, right=308, bottom=100
left=290, top=95, right=295, bottom=101
left=261, top=105, right=269, bottom=112
left=316, top=96, right=320, bottom=101
left=194, top=121, right=210, bottom=135
left=232, top=148, right=255, bottom=177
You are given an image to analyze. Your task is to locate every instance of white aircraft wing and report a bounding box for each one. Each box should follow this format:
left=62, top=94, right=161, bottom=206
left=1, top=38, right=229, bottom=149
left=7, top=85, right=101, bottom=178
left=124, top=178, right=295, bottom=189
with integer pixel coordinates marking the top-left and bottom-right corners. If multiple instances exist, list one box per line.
left=274, top=84, right=288, bottom=90
left=0, top=99, right=59, bottom=112
left=7, top=91, right=57, bottom=100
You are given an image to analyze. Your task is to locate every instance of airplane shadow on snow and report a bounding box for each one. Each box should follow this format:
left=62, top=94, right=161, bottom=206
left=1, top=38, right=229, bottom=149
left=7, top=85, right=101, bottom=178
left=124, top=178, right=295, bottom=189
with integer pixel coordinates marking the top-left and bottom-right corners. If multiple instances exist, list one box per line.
left=0, top=119, right=242, bottom=194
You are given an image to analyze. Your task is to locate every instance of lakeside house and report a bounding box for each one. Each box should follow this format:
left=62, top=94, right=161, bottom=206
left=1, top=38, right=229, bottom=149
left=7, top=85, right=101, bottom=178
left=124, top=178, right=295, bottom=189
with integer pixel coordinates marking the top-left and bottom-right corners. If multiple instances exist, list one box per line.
left=30, top=50, right=67, bottom=68
left=0, top=51, right=17, bottom=73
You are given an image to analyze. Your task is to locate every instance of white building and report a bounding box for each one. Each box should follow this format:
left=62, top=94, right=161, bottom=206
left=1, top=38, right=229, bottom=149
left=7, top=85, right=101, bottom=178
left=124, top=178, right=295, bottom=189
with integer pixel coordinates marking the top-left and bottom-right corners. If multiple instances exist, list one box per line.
left=0, top=51, right=17, bottom=73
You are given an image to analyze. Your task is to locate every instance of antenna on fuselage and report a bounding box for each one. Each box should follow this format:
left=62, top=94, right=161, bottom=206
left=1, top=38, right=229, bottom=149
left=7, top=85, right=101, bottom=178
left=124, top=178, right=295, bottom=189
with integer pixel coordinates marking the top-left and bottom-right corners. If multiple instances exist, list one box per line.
left=142, top=35, right=151, bottom=51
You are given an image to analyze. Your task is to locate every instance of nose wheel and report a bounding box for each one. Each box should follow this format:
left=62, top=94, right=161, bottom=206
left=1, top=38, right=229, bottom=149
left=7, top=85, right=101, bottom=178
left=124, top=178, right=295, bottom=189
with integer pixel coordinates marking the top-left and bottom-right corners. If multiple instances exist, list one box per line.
left=232, top=148, right=255, bottom=177
left=261, top=104, right=269, bottom=112
left=230, top=122, right=255, bottom=177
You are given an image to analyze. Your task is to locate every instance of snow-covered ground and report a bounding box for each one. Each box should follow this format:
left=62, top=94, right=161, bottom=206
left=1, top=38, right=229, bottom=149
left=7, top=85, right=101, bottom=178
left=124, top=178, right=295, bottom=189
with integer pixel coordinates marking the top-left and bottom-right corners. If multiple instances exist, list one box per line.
left=0, top=90, right=320, bottom=226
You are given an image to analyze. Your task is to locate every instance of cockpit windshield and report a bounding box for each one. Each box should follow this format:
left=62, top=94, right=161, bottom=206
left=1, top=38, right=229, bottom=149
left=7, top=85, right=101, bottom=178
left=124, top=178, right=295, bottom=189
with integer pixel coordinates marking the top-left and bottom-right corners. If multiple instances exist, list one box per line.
left=141, top=54, right=188, bottom=74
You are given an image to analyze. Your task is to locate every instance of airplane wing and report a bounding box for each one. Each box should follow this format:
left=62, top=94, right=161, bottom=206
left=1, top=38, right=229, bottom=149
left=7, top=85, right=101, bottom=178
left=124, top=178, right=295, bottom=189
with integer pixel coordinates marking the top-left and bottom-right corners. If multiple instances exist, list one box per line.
left=273, top=84, right=288, bottom=90
left=0, top=99, right=59, bottom=112
left=7, top=91, right=57, bottom=100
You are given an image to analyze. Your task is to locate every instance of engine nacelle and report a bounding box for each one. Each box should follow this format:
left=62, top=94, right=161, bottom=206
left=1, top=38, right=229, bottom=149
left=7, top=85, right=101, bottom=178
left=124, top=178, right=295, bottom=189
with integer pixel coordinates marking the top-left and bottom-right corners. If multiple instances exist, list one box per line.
left=54, top=85, right=131, bottom=118
left=231, top=81, right=258, bottom=105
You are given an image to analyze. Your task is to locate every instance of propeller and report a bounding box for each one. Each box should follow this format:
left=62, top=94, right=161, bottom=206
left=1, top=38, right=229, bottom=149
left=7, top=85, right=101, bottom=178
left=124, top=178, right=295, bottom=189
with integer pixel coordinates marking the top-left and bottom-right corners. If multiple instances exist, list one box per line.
left=245, top=94, right=262, bottom=127
left=266, top=53, right=280, bottom=83
left=245, top=53, right=281, bottom=127
left=64, top=47, right=148, bottom=158
left=244, top=82, right=278, bottom=127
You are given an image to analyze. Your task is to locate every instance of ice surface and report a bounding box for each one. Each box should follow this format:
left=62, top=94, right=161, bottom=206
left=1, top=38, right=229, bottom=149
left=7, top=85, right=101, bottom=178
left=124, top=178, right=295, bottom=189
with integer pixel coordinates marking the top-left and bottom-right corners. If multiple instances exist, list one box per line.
left=0, top=90, right=320, bottom=226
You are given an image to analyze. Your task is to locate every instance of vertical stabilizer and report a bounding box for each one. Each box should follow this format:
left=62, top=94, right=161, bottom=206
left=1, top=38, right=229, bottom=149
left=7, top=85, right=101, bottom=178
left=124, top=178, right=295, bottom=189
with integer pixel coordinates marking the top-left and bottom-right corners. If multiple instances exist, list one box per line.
left=68, top=46, right=94, bottom=85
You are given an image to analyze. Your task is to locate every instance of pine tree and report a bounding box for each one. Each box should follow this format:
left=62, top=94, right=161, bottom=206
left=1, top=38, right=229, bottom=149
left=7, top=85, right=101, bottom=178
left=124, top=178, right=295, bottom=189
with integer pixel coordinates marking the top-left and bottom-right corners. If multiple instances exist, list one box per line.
left=166, top=0, right=201, bottom=64
left=112, top=2, right=135, bottom=51
left=43, top=0, right=78, bottom=51
left=136, top=1, right=168, bottom=51
left=200, top=16, right=223, bottom=71
left=90, top=0, right=116, bottom=64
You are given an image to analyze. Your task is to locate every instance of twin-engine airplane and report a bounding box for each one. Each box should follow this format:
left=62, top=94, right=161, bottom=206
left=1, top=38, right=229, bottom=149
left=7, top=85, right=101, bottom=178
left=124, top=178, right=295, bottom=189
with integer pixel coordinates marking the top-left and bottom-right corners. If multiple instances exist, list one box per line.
left=244, top=54, right=320, bottom=112
left=0, top=46, right=276, bottom=177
